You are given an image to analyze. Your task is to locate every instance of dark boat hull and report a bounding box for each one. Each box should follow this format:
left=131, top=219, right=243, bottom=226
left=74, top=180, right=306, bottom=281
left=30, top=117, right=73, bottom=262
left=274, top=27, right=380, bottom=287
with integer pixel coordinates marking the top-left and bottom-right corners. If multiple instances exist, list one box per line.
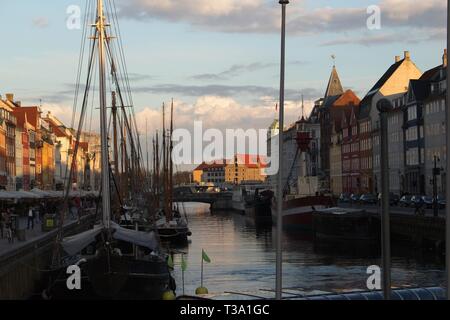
left=48, top=253, right=171, bottom=300
left=157, top=227, right=191, bottom=243
left=312, top=208, right=379, bottom=245
left=245, top=199, right=272, bottom=225
left=121, top=221, right=191, bottom=244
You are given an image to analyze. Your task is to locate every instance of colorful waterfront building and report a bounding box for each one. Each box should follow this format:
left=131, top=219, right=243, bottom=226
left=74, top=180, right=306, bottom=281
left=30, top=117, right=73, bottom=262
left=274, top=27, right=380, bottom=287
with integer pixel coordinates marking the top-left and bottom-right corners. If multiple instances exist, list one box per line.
left=422, top=51, right=448, bottom=196
left=359, top=51, right=422, bottom=194
left=319, top=66, right=360, bottom=192
left=43, top=112, right=73, bottom=190
left=329, top=116, right=343, bottom=197
left=0, top=94, right=17, bottom=191
left=341, top=104, right=361, bottom=194
left=12, top=105, right=42, bottom=189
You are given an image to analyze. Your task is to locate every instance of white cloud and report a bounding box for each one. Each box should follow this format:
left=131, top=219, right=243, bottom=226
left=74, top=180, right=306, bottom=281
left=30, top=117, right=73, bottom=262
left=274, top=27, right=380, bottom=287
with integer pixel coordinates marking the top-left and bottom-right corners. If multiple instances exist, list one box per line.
left=135, top=95, right=314, bottom=135
left=117, top=0, right=283, bottom=33
left=116, top=0, right=446, bottom=38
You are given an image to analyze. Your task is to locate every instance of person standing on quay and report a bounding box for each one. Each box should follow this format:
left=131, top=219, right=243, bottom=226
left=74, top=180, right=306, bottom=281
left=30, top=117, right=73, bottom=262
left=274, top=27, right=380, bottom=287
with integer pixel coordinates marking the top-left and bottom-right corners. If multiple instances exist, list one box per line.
left=27, top=206, right=34, bottom=230
left=0, top=209, right=6, bottom=239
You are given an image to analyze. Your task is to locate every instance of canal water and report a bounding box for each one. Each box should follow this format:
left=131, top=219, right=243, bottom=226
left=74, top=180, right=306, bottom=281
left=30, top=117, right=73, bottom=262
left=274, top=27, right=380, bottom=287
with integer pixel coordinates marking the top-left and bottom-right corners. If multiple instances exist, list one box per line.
left=168, top=203, right=445, bottom=297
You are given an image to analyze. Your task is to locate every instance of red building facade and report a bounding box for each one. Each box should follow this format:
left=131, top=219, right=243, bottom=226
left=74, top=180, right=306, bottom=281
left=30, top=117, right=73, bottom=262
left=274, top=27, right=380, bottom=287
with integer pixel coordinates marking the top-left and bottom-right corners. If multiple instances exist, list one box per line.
left=341, top=105, right=361, bottom=194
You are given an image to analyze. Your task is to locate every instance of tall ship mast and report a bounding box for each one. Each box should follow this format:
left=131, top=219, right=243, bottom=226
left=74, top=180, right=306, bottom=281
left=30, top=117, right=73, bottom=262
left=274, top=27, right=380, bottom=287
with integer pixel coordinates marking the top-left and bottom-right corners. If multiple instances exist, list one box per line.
left=46, top=0, right=174, bottom=299
left=153, top=100, right=191, bottom=243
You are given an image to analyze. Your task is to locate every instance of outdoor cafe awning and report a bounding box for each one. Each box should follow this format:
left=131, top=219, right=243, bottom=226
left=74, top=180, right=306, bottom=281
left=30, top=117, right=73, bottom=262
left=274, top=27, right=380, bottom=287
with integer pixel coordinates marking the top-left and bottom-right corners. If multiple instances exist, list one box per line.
left=0, top=189, right=99, bottom=200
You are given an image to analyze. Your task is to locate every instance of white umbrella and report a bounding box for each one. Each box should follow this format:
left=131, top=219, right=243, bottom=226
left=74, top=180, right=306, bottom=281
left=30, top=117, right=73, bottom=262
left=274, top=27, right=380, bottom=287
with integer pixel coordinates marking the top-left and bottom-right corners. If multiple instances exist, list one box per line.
left=0, top=191, right=23, bottom=200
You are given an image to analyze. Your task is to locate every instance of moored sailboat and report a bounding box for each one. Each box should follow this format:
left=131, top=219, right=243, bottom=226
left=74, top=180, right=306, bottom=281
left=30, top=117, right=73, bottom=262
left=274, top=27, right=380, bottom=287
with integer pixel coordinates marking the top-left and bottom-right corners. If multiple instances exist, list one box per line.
left=45, top=0, right=174, bottom=300
left=152, top=100, right=191, bottom=243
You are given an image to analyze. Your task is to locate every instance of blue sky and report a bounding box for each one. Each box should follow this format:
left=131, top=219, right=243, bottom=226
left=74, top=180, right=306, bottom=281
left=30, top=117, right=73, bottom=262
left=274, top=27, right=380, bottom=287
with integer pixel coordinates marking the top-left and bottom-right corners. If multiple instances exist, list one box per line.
left=0, top=0, right=446, bottom=133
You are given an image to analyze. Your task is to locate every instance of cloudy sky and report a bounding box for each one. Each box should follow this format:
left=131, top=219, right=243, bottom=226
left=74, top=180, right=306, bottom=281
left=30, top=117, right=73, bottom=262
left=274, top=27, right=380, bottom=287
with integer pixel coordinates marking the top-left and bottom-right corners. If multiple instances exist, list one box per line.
left=0, top=0, right=447, bottom=161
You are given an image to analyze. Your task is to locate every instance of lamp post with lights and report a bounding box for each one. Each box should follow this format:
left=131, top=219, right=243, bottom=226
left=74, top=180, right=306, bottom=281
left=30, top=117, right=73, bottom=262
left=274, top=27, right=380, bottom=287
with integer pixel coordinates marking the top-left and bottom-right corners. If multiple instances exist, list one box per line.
left=276, top=0, right=289, bottom=301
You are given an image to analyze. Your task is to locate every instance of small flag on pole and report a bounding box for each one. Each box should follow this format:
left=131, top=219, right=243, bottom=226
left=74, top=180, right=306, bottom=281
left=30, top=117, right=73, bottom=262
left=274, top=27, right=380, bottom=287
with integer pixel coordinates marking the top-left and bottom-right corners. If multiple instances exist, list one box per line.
left=202, top=249, right=211, bottom=263
left=167, top=254, right=174, bottom=269
left=181, top=254, right=187, bottom=272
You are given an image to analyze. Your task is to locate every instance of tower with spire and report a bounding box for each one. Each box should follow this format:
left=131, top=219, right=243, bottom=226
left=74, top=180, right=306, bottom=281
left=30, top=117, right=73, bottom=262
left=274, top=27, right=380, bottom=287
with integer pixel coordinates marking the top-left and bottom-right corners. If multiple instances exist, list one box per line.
left=318, top=61, right=360, bottom=192
left=324, top=65, right=344, bottom=98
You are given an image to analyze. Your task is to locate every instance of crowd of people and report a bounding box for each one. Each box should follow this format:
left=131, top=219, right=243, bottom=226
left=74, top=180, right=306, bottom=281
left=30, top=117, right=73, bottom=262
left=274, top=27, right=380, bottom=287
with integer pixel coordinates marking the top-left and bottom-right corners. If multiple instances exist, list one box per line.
left=0, top=197, right=97, bottom=244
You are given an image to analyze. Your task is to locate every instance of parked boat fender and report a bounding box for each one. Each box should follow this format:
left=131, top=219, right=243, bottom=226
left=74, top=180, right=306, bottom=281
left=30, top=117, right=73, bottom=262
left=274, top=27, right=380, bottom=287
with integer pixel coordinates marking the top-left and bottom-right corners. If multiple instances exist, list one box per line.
left=162, top=290, right=176, bottom=300
left=195, top=287, right=209, bottom=295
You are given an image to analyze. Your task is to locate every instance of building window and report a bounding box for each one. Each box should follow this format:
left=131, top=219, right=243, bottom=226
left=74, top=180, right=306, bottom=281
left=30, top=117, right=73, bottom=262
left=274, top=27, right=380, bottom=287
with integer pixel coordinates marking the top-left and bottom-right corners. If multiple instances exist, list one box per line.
left=408, top=107, right=417, bottom=121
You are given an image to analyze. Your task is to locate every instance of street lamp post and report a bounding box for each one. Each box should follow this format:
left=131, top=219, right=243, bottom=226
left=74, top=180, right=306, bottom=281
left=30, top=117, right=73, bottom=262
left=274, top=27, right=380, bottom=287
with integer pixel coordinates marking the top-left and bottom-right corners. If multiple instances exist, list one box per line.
left=276, top=0, right=289, bottom=301
left=433, top=156, right=440, bottom=217
left=447, top=0, right=450, bottom=301
left=377, top=99, right=393, bottom=300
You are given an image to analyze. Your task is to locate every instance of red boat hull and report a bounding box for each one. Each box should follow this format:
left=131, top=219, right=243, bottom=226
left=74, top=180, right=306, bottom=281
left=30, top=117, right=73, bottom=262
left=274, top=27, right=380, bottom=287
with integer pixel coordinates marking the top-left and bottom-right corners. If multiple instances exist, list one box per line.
left=272, top=196, right=334, bottom=229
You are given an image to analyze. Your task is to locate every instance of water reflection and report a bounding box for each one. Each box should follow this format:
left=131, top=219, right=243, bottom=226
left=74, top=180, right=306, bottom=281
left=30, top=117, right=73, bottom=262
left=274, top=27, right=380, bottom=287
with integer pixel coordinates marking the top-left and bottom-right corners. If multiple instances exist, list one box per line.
left=170, top=203, right=445, bottom=297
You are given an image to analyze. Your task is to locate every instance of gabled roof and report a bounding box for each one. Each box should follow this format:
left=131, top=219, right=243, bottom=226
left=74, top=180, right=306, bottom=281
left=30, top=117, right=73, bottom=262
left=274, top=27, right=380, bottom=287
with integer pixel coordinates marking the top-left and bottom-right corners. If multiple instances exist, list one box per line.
left=420, top=65, right=441, bottom=81
left=339, top=105, right=358, bottom=129
left=13, top=109, right=35, bottom=131
left=324, top=66, right=344, bottom=98
left=360, top=59, right=404, bottom=108
left=235, top=154, right=267, bottom=168
left=333, top=90, right=360, bottom=107
left=321, top=89, right=360, bottom=133
left=359, top=58, right=408, bottom=119
left=322, top=94, right=341, bottom=109
left=0, top=99, right=14, bottom=112
left=307, top=105, right=320, bottom=123
left=407, top=80, right=430, bottom=103
left=12, top=106, right=41, bottom=129
left=424, top=66, right=447, bottom=102
left=194, top=160, right=226, bottom=171
left=44, top=116, right=72, bottom=139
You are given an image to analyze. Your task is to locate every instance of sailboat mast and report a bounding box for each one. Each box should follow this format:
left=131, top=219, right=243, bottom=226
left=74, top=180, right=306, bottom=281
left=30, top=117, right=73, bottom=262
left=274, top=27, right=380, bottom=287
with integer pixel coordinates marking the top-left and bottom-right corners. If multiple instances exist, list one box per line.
left=155, top=131, right=160, bottom=207
left=97, top=0, right=111, bottom=228
left=152, top=136, right=156, bottom=199
left=146, top=118, right=149, bottom=189
left=162, top=103, right=169, bottom=221
left=112, top=91, right=120, bottom=188
left=169, top=99, right=174, bottom=219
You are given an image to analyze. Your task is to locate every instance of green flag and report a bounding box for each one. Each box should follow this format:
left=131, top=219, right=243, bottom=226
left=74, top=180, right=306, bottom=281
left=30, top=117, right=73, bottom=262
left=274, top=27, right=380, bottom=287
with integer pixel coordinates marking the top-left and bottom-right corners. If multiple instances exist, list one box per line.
left=181, top=254, right=187, bottom=272
left=202, top=249, right=211, bottom=263
left=167, top=255, right=174, bottom=269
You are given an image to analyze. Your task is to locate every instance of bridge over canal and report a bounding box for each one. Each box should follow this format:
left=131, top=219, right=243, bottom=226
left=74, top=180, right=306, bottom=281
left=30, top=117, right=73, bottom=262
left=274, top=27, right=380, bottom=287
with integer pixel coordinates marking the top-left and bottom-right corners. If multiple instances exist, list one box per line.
left=173, top=186, right=233, bottom=209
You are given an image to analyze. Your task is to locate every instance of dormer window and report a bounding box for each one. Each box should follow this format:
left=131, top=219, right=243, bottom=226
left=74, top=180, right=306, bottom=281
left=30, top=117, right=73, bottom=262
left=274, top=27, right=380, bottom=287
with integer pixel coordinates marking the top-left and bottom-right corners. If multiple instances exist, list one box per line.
left=431, top=84, right=436, bottom=94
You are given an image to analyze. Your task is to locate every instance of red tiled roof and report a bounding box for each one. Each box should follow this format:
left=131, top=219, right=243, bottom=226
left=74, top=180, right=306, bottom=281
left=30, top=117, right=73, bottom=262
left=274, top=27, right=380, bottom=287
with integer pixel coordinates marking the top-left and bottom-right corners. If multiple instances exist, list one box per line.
left=12, top=106, right=41, bottom=130
left=194, top=160, right=227, bottom=171
left=45, top=117, right=71, bottom=138
left=194, top=154, right=268, bottom=170
left=234, top=154, right=268, bottom=168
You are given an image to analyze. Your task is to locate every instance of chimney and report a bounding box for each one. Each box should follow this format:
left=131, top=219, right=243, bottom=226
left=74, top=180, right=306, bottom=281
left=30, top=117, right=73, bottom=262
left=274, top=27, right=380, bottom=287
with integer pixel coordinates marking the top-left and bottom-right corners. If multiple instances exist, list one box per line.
left=443, top=49, right=448, bottom=67
left=404, top=51, right=410, bottom=61
left=395, top=55, right=401, bottom=63
left=5, top=93, right=14, bottom=102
